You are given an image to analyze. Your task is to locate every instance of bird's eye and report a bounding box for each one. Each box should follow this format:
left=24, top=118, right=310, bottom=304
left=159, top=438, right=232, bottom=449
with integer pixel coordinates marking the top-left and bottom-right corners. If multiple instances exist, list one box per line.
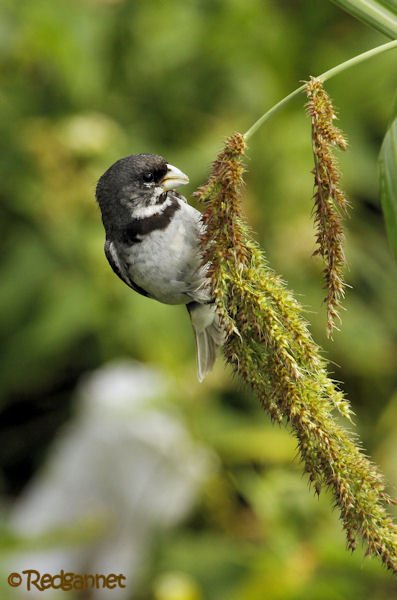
left=143, top=172, right=154, bottom=183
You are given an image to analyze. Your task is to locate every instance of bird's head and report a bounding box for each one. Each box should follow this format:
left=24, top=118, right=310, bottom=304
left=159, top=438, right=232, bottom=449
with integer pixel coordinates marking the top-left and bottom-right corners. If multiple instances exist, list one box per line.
left=96, top=153, right=189, bottom=229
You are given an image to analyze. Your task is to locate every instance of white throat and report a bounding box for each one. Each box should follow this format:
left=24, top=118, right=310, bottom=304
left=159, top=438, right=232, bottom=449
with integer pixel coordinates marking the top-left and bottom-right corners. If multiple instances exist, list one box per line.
left=132, top=192, right=173, bottom=220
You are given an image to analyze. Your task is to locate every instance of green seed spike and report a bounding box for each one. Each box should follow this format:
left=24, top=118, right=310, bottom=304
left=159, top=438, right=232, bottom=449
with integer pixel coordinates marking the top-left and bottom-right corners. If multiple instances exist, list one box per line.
left=195, top=132, right=397, bottom=574
left=305, top=77, right=349, bottom=337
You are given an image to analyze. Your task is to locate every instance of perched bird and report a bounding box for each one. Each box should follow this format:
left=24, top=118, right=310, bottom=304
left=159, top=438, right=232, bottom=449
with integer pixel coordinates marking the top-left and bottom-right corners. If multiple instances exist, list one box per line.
left=96, top=154, right=224, bottom=381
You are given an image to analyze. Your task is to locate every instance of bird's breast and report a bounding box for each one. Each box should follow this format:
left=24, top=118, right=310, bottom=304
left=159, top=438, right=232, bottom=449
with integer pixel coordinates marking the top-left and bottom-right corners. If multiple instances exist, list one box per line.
left=121, top=203, right=205, bottom=305
left=121, top=198, right=181, bottom=244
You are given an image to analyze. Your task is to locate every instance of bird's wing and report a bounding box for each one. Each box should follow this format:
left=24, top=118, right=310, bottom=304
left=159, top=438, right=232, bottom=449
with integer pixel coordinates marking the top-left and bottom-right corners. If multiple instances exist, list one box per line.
left=104, top=239, right=152, bottom=298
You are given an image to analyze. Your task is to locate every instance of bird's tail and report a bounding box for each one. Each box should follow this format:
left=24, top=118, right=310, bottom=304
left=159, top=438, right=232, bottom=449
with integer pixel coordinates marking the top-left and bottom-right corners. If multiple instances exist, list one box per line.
left=187, top=302, right=225, bottom=382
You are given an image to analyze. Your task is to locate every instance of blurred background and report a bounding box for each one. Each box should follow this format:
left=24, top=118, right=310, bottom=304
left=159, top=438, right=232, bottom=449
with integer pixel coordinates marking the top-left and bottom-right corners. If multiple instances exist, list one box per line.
left=1, top=0, right=397, bottom=598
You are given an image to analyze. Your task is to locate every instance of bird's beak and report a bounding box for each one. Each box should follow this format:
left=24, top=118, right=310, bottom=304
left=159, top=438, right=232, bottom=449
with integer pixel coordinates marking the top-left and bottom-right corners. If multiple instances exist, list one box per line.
left=160, top=163, right=189, bottom=191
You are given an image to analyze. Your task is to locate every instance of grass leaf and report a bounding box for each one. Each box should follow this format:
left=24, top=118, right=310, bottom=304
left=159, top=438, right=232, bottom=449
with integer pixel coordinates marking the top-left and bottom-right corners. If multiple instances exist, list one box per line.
left=330, top=0, right=397, bottom=39
left=379, top=116, right=397, bottom=260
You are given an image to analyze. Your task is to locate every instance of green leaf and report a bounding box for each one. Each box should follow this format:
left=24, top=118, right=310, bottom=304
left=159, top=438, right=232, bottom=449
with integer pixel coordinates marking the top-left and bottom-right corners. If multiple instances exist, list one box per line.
left=379, top=117, right=397, bottom=260
left=330, top=0, right=397, bottom=39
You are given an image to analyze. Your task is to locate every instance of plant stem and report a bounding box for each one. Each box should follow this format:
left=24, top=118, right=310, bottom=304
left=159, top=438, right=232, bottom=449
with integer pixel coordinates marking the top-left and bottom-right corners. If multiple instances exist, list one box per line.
left=244, top=40, right=397, bottom=141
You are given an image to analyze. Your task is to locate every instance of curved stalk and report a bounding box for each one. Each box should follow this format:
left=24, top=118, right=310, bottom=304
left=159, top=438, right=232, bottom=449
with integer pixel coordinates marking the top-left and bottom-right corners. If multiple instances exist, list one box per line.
left=244, top=40, right=397, bottom=141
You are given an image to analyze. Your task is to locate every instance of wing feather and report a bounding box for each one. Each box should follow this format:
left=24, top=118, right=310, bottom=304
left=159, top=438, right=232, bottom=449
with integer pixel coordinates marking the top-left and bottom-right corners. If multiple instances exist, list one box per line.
left=104, top=239, right=151, bottom=298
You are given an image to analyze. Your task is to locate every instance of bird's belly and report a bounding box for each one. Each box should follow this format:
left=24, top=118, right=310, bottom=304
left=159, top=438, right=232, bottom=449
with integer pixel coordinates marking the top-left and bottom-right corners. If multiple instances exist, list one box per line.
left=125, top=222, right=204, bottom=305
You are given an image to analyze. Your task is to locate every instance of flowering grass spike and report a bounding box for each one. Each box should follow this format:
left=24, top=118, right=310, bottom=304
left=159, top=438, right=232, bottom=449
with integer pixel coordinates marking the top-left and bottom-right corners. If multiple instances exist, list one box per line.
left=306, top=78, right=349, bottom=337
left=195, top=133, right=397, bottom=574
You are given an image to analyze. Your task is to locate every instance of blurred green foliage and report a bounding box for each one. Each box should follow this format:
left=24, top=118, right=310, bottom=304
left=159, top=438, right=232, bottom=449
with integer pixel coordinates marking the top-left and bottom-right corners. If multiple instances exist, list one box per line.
left=0, top=0, right=397, bottom=598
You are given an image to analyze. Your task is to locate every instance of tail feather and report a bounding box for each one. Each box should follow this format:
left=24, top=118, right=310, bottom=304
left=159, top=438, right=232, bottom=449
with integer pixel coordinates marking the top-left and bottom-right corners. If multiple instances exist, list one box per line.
left=187, top=302, right=225, bottom=382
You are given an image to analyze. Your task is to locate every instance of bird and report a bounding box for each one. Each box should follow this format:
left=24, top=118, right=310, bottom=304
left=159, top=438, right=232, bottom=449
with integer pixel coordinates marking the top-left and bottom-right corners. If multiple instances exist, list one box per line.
left=95, top=153, right=224, bottom=381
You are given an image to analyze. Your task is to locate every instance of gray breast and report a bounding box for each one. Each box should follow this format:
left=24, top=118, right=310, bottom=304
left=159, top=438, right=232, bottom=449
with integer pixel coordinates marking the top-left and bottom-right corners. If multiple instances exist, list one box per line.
left=120, top=197, right=181, bottom=245
left=121, top=200, right=207, bottom=305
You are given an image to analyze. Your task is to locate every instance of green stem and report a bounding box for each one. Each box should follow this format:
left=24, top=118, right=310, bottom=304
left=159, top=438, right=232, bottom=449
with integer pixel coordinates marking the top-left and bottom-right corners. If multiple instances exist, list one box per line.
left=244, top=39, right=397, bottom=141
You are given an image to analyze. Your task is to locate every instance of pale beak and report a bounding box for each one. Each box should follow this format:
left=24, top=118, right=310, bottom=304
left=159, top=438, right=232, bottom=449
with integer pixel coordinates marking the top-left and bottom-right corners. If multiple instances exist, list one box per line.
left=160, top=163, right=189, bottom=191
